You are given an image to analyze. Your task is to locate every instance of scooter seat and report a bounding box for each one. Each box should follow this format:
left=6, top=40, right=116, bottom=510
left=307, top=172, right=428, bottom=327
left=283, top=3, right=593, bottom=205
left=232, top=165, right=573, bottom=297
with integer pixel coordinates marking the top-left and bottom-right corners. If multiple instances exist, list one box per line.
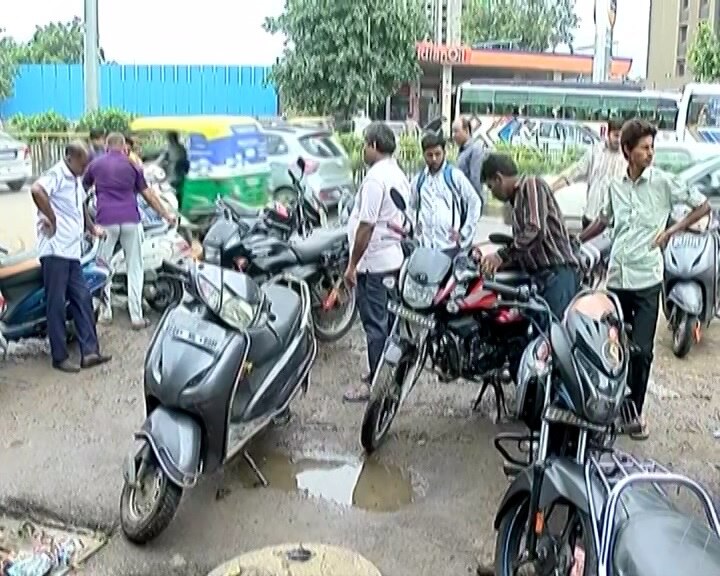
left=0, top=257, right=42, bottom=289
left=291, top=228, right=346, bottom=264
left=612, top=488, right=720, bottom=576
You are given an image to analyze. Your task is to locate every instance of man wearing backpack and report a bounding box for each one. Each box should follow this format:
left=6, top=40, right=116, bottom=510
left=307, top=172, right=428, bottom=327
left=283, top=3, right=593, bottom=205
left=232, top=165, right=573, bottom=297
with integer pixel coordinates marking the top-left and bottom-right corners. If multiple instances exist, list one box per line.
left=410, top=131, right=481, bottom=256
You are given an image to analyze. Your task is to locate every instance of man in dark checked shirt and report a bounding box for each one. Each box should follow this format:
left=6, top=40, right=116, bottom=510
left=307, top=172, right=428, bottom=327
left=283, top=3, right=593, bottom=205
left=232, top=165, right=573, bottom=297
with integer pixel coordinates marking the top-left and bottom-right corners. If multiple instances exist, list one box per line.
left=478, top=153, right=579, bottom=320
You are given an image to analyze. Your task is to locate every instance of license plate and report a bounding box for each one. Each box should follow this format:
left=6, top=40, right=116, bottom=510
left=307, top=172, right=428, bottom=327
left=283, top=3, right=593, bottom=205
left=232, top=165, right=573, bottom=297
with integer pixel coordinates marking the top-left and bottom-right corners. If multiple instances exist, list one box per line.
left=168, top=325, right=220, bottom=352
left=387, top=300, right=436, bottom=328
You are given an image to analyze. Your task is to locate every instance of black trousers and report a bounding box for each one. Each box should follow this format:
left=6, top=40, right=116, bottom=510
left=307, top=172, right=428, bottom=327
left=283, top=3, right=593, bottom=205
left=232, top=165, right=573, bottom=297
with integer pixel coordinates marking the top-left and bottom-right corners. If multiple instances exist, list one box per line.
left=612, top=283, right=661, bottom=416
left=41, top=256, right=99, bottom=364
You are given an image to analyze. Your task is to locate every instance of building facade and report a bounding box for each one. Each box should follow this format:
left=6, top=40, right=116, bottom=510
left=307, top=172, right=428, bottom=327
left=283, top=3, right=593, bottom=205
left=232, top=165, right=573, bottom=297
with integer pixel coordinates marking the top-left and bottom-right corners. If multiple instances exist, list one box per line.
left=647, top=0, right=720, bottom=89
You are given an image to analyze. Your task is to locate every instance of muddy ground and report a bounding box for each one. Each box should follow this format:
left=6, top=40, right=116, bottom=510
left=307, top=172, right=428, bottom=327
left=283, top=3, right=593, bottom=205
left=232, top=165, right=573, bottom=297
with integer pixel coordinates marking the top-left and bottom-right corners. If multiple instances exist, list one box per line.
left=0, top=185, right=719, bottom=575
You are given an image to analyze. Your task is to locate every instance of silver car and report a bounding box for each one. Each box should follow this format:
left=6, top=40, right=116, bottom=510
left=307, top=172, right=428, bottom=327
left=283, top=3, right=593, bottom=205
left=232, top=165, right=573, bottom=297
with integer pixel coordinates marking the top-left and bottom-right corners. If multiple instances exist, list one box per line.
left=264, top=126, right=355, bottom=208
left=0, top=132, right=32, bottom=192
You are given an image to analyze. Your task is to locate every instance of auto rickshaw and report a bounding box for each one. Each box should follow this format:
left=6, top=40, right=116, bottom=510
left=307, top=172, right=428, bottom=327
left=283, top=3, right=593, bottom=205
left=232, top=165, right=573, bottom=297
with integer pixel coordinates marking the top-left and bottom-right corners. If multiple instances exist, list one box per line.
left=130, top=116, right=272, bottom=227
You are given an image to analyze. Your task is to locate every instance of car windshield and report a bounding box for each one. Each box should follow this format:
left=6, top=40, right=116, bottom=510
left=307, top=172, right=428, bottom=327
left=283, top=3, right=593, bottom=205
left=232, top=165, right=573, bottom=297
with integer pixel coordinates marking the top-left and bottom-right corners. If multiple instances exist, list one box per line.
left=299, top=132, right=343, bottom=158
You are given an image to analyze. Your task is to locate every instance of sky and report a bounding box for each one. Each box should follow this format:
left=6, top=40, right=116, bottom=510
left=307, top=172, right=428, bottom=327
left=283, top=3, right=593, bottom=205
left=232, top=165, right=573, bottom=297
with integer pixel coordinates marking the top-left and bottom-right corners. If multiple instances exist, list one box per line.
left=3, top=0, right=650, bottom=77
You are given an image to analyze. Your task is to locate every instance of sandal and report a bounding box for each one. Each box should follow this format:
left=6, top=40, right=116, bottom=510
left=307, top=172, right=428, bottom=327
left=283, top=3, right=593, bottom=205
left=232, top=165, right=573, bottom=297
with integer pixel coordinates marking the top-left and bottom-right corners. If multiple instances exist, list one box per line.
left=629, top=418, right=649, bottom=441
left=343, top=382, right=371, bottom=403
left=131, top=318, right=151, bottom=330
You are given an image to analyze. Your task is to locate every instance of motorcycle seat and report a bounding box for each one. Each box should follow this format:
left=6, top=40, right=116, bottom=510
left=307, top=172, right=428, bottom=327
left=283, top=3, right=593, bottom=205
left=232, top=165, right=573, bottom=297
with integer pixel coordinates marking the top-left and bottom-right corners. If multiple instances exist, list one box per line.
left=224, top=197, right=261, bottom=218
left=612, top=488, right=720, bottom=576
left=291, top=228, right=346, bottom=264
left=0, top=257, right=43, bottom=290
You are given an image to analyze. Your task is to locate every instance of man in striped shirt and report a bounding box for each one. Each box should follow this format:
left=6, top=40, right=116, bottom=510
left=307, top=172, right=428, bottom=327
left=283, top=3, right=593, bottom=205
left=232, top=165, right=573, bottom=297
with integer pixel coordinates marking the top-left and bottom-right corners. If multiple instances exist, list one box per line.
left=479, top=153, right=579, bottom=320
left=551, top=118, right=626, bottom=230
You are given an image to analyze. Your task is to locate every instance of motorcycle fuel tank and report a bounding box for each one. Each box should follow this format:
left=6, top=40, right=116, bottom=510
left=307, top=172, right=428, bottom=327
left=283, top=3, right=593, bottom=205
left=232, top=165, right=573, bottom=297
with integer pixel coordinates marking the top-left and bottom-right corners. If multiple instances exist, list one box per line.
left=405, top=247, right=452, bottom=285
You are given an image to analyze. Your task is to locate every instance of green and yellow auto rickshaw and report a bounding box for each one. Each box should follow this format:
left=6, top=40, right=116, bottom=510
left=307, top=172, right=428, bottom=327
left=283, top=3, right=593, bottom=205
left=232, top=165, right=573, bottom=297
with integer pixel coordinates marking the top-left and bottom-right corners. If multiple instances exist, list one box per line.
left=130, top=116, right=272, bottom=225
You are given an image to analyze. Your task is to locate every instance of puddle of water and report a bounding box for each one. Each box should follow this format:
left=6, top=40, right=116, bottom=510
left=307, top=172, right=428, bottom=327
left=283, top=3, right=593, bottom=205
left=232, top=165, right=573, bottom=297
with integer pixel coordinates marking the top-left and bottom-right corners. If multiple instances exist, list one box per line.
left=236, top=451, right=415, bottom=512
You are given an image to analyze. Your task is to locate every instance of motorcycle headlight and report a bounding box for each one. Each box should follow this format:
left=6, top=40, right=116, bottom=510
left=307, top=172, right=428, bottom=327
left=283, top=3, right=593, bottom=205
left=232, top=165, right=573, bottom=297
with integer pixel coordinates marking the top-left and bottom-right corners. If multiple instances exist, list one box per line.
left=575, top=349, right=625, bottom=426
left=402, top=276, right=437, bottom=309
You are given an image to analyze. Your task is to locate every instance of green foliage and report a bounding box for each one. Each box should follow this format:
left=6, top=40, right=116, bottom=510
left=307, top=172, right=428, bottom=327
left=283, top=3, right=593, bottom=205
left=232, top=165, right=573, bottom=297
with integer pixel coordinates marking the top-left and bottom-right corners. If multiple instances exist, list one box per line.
left=462, top=0, right=578, bottom=52
left=688, top=21, right=720, bottom=82
left=6, top=111, right=70, bottom=135
left=14, top=18, right=85, bottom=64
left=0, top=29, right=19, bottom=100
left=76, top=108, right=134, bottom=134
left=264, top=0, right=428, bottom=117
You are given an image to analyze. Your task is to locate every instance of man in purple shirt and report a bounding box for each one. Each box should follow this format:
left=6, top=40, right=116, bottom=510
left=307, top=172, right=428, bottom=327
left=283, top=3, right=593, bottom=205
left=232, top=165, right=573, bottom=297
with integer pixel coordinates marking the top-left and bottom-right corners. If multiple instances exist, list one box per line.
left=84, top=133, right=176, bottom=329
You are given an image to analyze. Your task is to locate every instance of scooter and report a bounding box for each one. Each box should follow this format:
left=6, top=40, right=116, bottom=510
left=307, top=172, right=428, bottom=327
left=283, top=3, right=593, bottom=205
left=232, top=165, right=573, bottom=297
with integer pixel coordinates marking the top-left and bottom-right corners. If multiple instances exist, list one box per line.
left=0, top=238, right=109, bottom=356
left=662, top=204, right=720, bottom=358
left=118, top=259, right=317, bottom=544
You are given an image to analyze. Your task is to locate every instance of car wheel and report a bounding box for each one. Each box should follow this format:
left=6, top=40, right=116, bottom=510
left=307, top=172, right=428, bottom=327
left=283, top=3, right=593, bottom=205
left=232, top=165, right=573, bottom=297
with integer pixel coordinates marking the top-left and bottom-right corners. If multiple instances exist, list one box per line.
left=7, top=180, right=25, bottom=192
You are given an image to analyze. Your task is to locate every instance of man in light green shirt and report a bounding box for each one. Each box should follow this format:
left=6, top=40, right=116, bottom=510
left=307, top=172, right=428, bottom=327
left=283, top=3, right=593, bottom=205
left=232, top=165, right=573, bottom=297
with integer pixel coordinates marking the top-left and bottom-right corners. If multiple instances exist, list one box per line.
left=580, top=119, right=710, bottom=440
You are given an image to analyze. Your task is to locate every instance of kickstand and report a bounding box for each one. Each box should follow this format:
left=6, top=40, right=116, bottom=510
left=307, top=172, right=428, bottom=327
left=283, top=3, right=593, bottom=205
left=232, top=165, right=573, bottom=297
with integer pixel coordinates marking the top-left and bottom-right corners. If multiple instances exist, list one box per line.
left=243, top=450, right=269, bottom=487
left=472, top=374, right=507, bottom=423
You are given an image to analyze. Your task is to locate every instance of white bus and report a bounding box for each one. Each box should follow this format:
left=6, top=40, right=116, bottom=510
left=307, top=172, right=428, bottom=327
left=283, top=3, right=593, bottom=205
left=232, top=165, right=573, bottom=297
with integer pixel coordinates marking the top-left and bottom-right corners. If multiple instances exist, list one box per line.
left=677, top=83, right=720, bottom=144
left=455, top=80, right=679, bottom=151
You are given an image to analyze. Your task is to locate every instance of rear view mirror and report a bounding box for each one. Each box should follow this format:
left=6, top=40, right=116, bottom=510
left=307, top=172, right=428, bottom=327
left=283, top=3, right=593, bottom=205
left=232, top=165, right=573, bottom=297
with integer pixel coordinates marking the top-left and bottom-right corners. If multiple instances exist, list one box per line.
left=389, top=188, right=406, bottom=211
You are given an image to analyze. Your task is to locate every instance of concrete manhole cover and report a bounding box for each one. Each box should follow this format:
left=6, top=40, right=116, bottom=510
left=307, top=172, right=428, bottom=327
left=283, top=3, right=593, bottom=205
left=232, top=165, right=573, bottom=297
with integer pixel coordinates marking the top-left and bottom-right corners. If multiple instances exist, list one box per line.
left=208, top=543, right=381, bottom=576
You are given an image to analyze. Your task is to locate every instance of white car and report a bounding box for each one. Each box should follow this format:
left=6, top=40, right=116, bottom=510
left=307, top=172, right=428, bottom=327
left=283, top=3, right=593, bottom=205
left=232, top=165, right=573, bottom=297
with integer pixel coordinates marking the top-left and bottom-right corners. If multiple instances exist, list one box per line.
left=0, top=132, right=32, bottom=192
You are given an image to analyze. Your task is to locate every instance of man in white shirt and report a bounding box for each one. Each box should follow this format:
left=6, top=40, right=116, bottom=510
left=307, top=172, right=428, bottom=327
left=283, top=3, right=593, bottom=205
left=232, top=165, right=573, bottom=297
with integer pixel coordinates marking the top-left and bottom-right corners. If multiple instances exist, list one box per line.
left=410, top=131, right=481, bottom=256
left=343, top=122, right=409, bottom=402
left=30, top=141, right=112, bottom=372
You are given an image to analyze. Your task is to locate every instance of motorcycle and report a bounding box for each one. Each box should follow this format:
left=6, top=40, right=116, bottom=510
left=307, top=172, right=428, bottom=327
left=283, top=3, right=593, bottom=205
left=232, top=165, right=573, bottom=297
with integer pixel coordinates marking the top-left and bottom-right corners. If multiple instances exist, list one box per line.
left=119, top=259, right=317, bottom=543
left=204, top=160, right=357, bottom=344
left=0, top=238, right=109, bottom=356
left=491, top=285, right=720, bottom=576
left=359, top=190, right=540, bottom=453
left=662, top=204, right=720, bottom=358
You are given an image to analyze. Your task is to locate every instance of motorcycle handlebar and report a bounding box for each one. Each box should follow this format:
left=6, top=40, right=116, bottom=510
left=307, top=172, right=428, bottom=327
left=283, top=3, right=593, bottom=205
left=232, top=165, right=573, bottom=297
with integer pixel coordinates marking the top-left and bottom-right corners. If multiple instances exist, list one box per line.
left=483, top=280, right=530, bottom=303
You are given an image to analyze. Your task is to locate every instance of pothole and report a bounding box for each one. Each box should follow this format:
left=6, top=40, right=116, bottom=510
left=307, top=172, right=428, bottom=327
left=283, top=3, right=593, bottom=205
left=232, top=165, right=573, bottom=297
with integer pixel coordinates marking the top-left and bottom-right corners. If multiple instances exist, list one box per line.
left=0, top=513, right=107, bottom=575
left=235, top=450, right=419, bottom=512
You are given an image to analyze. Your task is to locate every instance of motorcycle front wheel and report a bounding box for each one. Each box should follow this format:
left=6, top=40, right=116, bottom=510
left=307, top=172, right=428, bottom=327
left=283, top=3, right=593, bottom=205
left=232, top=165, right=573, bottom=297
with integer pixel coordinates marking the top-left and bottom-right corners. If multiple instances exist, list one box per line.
left=360, top=353, right=411, bottom=454
left=119, top=454, right=183, bottom=544
left=672, top=311, right=695, bottom=358
left=494, top=497, right=597, bottom=576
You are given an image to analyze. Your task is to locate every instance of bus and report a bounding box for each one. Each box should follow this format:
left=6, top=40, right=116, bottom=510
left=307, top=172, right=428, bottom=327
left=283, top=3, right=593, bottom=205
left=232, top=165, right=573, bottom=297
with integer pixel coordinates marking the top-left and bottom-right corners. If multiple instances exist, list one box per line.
left=455, top=80, right=679, bottom=151
left=677, top=83, right=720, bottom=144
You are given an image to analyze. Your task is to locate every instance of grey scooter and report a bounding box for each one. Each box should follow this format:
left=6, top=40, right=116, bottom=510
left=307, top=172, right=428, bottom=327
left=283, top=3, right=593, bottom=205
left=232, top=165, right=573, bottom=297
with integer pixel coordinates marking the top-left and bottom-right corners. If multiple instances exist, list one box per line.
left=662, top=204, right=720, bottom=358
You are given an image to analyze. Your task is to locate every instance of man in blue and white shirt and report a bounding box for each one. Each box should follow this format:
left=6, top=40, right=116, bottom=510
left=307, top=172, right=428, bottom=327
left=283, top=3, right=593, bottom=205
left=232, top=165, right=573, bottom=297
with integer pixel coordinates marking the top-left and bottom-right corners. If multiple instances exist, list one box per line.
left=410, top=131, right=481, bottom=256
left=30, top=140, right=112, bottom=373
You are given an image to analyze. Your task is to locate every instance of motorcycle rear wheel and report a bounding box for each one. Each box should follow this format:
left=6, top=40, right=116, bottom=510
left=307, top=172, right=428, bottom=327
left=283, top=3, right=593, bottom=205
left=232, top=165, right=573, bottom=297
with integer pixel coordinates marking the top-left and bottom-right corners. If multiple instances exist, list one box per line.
left=312, top=281, right=358, bottom=342
left=120, top=457, right=183, bottom=545
left=494, top=497, right=597, bottom=576
left=360, top=355, right=410, bottom=454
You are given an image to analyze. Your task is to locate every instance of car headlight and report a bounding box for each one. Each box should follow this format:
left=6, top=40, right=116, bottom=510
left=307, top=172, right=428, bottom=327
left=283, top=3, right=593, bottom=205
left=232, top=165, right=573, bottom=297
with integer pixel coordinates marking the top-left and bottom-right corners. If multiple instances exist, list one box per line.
left=402, top=276, right=437, bottom=309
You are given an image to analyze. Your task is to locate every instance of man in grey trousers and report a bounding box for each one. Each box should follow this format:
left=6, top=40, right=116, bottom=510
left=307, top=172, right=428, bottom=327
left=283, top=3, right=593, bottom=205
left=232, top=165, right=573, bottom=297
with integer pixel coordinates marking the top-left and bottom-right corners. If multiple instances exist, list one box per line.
left=453, top=116, right=487, bottom=214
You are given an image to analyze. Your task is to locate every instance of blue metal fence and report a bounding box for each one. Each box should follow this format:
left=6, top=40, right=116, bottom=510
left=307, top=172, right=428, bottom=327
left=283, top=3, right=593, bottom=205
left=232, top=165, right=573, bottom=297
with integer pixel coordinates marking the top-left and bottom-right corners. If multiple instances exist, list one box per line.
left=0, top=64, right=278, bottom=119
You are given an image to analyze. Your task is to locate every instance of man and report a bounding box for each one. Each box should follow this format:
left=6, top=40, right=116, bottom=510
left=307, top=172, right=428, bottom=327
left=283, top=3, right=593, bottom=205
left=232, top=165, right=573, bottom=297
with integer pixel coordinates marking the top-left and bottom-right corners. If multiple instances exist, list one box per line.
left=343, top=122, right=408, bottom=403
left=551, top=118, right=626, bottom=230
left=88, top=129, right=106, bottom=162
left=579, top=119, right=710, bottom=440
left=479, top=153, right=579, bottom=321
left=453, top=116, right=487, bottom=212
left=410, top=131, right=481, bottom=256
left=84, top=133, right=176, bottom=329
left=30, top=141, right=112, bottom=372
left=164, top=131, right=189, bottom=205
left=124, top=135, right=143, bottom=167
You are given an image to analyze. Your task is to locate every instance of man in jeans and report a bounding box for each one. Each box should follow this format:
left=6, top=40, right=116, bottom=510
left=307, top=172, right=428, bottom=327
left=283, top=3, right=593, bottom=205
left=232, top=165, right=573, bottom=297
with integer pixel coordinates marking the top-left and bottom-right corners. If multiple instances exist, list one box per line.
left=343, top=122, right=409, bottom=402
left=453, top=115, right=486, bottom=213
left=84, top=133, right=176, bottom=329
left=580, top=119, right=710, bottom=439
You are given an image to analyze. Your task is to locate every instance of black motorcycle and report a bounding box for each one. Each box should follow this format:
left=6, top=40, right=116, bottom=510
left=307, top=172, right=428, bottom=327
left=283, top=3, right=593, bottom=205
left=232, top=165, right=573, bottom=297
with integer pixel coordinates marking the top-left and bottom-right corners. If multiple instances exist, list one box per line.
left=490, top=285, right=720, bottom=576
left=119, top=259, right=317, bottom=543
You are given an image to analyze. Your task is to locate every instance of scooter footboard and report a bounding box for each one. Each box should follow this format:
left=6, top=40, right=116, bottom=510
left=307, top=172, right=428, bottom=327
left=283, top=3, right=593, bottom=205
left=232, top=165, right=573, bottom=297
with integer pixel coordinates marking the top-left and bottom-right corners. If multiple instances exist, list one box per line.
left=135, top=407, right=202, bottom=488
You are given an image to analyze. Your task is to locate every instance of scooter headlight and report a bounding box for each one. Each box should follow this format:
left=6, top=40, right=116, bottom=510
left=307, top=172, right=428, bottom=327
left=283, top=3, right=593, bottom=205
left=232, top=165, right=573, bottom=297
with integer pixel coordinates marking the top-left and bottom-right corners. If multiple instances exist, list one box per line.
left=402, top=276, right=437, bottom=309
left=196, top=273, right=256, bottom=330
left=197, top=275, right=221, bottom=312
left=203, top=244, right=221, bottom=265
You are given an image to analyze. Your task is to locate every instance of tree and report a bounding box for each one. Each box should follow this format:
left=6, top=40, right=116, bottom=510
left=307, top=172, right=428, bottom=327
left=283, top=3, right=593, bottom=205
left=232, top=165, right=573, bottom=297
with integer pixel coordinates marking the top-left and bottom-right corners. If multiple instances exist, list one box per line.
left=0, top=29, right=19, bottom=100
left=264, top=0, right=429, bottom=117
left=462, top=0, right=579, bottom=53
left=688, top=20, right=720, bottom=82
left=15, top=17, right=85, bottom=64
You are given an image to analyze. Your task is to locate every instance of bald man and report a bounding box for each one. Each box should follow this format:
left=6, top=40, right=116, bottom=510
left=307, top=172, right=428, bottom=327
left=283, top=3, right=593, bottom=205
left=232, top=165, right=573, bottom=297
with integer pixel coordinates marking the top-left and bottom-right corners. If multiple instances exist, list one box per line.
left=453, top=115, right=487, bottom=214
left=30, top=141, right=112, bottom=372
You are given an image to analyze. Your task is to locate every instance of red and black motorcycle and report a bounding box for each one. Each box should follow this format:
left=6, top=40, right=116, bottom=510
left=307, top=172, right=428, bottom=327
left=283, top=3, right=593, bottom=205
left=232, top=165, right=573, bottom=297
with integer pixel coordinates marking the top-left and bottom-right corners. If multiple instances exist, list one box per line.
left=360, top=189, right=535, bottom=453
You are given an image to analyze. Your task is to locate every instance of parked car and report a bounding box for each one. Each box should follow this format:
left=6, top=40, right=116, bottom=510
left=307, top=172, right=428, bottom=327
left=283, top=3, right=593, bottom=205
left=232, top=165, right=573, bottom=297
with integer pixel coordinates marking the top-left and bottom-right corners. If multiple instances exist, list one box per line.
left=0, top=132, right=32, bottom=192
left=552, top=141, right=720, bottom=231
left=264, top=126, right=355, bottom=209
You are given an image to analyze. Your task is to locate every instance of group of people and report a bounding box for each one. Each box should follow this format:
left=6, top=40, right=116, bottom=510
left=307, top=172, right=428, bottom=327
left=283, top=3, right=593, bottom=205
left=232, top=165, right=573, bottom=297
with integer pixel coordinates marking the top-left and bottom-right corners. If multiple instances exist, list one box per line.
left=344, top=117, right=711, bottom=440
left=30, top=130, right=176, bottom=373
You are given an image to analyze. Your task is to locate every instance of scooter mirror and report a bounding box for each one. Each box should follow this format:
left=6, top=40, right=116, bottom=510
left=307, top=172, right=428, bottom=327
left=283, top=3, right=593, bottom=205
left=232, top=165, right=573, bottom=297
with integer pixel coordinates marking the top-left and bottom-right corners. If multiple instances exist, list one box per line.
left=389, top=187, right=406, bottom=211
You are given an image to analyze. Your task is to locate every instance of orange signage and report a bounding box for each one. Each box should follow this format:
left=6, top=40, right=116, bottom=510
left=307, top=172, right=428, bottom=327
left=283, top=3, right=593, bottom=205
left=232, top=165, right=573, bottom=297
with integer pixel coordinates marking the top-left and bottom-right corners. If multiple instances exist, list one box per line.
left=416, top=41, right=471, bottom=65
left=415, top=42, right=632, bottom=77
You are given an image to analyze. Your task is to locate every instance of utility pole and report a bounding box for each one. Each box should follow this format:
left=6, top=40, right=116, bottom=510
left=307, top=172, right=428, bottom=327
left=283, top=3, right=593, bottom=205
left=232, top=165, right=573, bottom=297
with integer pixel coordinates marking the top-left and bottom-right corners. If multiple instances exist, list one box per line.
left=592, top=0, right=610, bottom=82
left=83, top=0, right=100, bottom=112
left=441, top=0, right=462, bottom=135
